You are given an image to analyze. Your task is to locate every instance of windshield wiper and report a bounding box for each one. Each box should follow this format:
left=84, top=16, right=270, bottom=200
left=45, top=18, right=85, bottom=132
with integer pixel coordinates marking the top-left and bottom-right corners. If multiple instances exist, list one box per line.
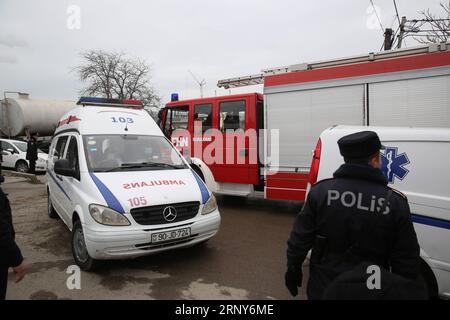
left=102, top=162, right=185, bottom=172
left=124, top=162, right=186, bottom=169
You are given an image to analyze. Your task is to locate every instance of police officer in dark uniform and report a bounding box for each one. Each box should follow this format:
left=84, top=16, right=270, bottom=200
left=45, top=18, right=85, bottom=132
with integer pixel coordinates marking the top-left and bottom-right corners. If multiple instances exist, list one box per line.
left=285, top=131, right=421, bottom=299
left=26, top=133, right=38, bottom=174
left=0, top=186, right=26, bottom=299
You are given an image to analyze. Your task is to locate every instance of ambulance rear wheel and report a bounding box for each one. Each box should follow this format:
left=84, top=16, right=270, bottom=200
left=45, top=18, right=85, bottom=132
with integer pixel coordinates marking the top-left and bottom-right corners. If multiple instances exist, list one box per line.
left=72, top=220, right=98, bottom=271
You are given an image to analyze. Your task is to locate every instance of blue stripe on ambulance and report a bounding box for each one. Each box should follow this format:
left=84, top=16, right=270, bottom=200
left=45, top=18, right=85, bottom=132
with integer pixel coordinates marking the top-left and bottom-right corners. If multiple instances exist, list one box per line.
left=411, top=213, right=450, bottom=230
left=89, top=173, right=125, bottom=214
left=191, top=170, right=210, bottom=204
left=48, top=170, right=71, bottom=201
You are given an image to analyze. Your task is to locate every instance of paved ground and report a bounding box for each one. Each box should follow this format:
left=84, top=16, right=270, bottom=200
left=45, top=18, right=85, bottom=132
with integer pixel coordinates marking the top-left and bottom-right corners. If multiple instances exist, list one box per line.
left=3, top=175, right=308, bottom=300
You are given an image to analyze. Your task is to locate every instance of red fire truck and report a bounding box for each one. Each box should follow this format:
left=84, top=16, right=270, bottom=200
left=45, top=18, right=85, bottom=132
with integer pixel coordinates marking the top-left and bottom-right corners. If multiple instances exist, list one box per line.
left=160, top=42, right=450, bottom=202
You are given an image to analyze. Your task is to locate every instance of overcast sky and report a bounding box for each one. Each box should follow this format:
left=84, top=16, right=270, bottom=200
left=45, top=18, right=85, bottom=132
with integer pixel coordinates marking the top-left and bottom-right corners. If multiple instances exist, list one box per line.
left=0, top=0, right=446, bottom=103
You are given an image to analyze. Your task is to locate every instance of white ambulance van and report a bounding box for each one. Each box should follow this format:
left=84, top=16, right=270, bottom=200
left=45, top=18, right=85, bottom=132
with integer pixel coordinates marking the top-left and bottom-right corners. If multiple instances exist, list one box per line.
left=46, top=97, right=221, bottom=270
left=308, top=125, right=450, bottom=298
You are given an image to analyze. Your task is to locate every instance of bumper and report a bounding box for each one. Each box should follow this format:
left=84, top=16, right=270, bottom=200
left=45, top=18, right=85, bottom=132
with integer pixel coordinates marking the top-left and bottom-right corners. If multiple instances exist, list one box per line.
left=35, top=161, right=47, bottom=171
left=83, top=210, right=221, bottom=260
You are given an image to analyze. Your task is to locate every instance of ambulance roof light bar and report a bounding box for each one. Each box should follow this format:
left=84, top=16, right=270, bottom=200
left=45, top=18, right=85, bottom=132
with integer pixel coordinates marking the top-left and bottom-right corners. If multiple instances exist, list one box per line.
left=77, top=97, right=144, bottom=108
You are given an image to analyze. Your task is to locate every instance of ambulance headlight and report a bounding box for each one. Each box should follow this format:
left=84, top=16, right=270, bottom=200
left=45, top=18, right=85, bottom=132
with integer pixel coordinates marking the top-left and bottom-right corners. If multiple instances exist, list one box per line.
left=89, top=204, right=131, bottom=226
left=201, top=194, right=217, bottom=215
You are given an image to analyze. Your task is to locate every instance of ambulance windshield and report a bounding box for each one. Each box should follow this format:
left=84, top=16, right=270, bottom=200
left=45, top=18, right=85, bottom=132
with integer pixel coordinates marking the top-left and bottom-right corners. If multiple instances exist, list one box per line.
left=83, top=135, right=188, bottom=172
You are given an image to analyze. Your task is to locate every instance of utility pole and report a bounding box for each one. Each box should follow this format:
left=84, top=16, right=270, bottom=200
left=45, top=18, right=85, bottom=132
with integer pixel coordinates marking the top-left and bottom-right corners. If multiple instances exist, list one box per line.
left=384, top=28, right=394, bottom=50
left=397, top=16, right=407, bottom=49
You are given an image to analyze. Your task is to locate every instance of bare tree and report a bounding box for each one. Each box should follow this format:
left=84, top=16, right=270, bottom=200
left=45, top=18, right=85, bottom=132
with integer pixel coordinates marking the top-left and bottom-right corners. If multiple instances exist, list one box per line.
left=76, top=50, right=161, bottom=110
left=410, top=1, right=450, bottom=44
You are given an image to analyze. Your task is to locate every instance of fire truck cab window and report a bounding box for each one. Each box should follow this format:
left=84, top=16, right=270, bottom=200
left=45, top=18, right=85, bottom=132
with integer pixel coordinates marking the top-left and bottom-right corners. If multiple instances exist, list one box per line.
left=194, top=103, right=213, bottom=133
left=219, top=100, right=245, bottom=132
left=171, top=107, right=189, bottom=131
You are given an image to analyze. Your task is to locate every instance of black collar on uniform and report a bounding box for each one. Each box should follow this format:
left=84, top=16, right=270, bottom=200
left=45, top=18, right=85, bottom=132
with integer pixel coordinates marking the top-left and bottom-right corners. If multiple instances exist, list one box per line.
left=333, top=163, right=388, bottom=186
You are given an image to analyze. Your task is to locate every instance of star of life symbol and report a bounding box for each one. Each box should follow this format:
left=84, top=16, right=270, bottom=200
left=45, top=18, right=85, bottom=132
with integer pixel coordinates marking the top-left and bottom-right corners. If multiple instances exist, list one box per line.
left=381, top=147, right=410, bottom=184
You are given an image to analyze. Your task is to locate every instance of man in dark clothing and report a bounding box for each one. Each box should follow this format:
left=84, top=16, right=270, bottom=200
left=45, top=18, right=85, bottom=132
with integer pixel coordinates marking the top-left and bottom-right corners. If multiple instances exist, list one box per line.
left=26, top=133, right=38, bottom=174
left=0, top=187, right=25, bottom=300
left=285, top=131, right=421, bottom=300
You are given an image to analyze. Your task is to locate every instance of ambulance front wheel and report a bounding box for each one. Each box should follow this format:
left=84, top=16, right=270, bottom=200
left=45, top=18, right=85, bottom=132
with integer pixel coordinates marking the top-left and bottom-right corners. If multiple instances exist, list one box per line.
left=72, top=220, right=98, bottom=271
left=47, top=190, right=59, bottom=219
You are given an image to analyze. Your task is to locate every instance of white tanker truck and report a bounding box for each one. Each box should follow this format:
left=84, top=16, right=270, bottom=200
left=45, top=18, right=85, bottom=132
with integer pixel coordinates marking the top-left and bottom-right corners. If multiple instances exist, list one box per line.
left=0, top=93, right=76, bottom=138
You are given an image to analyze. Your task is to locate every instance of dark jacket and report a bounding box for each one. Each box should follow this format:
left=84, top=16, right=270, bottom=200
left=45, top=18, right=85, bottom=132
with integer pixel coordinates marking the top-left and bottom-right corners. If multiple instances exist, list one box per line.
left=0, top=188, right=23, bottom=268
left=287, top=163, right=420, bottom=300
left=26, top=139, right=38, bottom=161
left=322, top=261, right=427, bottom=300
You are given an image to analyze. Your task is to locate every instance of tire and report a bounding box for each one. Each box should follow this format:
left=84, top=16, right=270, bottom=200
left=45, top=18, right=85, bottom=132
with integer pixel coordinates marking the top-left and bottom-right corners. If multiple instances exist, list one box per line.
left=15, top=160, right=29, bottom=173
left=47, top=191, right=59, bottom=219
left=72, top=220, right=98, bottom=271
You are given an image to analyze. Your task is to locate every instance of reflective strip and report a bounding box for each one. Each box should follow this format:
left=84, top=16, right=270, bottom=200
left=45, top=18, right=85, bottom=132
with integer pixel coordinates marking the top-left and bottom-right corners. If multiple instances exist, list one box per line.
left=191, top=170, right=210, bottom=204
left=89, top=173, right=125, bottom=214
left=412, top=213, right=450, bottom=230
left=47, top=171, right=71, bottom=201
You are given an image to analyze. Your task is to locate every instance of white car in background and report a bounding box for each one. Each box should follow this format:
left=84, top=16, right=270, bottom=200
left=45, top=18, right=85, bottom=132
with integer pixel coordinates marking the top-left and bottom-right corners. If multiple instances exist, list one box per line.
left=1, top=138, right=48, bottom=173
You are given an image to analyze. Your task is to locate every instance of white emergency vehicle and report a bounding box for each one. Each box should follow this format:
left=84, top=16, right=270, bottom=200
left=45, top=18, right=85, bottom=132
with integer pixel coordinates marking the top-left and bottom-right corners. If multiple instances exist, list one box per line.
left=309, top=125, right=450, bottom=298
left=46, top=97, right=221, bottom=270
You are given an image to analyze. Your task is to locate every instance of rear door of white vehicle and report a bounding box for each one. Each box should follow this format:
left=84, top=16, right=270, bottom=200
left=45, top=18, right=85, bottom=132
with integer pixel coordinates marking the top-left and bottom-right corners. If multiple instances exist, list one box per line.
left=58, top=134, right=82, bottom=226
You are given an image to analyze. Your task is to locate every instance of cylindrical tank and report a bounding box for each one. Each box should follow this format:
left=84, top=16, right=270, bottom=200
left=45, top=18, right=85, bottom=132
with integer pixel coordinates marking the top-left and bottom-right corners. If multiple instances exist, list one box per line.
left=0, top=94, right=76, bottom=137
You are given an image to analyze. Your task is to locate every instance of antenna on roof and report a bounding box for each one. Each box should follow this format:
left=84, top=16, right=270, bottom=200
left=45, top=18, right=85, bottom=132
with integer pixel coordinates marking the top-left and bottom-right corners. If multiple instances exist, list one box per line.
left=188, top=70, right=206, bottom=98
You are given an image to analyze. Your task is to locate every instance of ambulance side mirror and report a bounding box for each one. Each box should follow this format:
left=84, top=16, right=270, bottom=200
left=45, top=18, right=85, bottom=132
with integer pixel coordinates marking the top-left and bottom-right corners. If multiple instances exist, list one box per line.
left=54, top=159, right=77, bottom=178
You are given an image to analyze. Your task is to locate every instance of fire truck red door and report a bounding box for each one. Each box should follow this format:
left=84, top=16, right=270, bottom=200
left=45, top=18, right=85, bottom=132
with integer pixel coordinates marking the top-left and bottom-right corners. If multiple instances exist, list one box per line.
left=214, top=98, right=259, bottom=185
left=192, top=101, right=213, bottom=162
